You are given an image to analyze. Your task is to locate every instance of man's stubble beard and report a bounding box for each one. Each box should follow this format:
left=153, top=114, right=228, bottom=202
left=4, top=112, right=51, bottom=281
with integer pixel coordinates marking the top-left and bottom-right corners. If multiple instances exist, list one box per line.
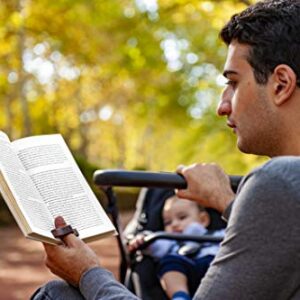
left=236, top=89, right=281, bottom=157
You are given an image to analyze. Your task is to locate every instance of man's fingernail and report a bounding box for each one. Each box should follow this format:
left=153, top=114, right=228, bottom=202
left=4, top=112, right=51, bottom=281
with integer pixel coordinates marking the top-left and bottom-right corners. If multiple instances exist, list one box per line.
left=54, top=216, right=66, bottom=228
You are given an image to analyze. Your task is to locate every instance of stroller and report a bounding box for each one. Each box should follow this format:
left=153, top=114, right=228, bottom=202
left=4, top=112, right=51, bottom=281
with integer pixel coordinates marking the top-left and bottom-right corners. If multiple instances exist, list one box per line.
left=94, top=170, right=242, bottom=300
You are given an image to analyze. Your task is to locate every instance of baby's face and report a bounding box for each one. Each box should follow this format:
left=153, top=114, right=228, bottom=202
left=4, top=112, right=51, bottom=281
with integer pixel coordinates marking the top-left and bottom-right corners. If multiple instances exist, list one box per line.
left=163, top=198, right=202, bottom=233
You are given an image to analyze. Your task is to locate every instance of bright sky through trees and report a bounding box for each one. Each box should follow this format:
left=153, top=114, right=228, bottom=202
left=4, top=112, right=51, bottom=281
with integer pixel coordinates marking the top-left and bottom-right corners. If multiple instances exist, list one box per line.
left=0, top=0, right=263, bottom=174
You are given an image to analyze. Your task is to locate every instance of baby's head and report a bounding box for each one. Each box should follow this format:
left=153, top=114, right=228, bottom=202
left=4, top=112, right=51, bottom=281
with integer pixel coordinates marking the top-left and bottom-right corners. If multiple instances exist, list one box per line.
left=162, top=195, right=210, bottom=233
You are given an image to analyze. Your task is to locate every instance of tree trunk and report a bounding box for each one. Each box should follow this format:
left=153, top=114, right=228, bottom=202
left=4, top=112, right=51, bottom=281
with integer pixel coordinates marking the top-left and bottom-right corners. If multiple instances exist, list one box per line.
left=17, top=0, right=31, bottom=136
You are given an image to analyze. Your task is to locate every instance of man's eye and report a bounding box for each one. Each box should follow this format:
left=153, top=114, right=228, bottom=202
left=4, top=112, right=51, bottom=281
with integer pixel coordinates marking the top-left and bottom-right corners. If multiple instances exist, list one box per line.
left=225, top=80, right=236, bottom=87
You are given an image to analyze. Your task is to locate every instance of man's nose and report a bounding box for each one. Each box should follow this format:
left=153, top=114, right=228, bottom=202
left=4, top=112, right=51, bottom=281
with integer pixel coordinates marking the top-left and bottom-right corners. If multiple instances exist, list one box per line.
left=217, top=89, right=232, bottom=116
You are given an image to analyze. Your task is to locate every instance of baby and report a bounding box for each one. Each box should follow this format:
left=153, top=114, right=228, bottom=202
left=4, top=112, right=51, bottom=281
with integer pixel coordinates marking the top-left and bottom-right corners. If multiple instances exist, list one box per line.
left=129, top=195, right=224, bottom=300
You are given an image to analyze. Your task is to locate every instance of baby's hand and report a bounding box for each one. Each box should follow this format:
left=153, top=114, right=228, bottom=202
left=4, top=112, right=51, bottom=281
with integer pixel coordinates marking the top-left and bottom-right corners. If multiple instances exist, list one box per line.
left=127, top=234, right=146, bottom=252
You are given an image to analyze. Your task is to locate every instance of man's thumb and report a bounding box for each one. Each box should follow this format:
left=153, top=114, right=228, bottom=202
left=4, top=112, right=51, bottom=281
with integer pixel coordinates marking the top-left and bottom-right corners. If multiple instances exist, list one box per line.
left=53, top=216, right=79, bottom=247
left=55, top=216, right=67, bottom=228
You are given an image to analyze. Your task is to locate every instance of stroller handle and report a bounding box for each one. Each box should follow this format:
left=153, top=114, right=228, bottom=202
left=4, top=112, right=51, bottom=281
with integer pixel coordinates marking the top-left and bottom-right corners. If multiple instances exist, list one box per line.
left=142, top=231, right=223, bottom=247
left=93, top=170, right=242, bottom=192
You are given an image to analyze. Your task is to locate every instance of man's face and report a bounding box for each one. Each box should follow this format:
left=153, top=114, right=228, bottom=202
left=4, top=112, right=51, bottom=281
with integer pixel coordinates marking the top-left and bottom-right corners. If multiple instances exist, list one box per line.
left=217, top=41, right=280, bottom=156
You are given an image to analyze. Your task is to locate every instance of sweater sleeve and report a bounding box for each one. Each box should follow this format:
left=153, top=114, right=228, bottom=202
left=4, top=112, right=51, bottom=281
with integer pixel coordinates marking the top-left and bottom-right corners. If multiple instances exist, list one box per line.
left=79, top=267, right=140, bottom=300
left=193, top=157, right=300, bottom=300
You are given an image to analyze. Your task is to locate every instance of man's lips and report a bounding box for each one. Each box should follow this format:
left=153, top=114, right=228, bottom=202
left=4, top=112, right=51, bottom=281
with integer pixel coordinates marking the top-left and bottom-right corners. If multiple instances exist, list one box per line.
left=227, top=120, right=237, bottom=132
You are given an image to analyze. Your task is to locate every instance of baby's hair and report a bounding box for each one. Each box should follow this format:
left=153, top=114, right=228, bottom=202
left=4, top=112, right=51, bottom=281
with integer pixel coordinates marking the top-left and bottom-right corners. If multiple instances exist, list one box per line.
left=165, top=195, right=206, bottom=212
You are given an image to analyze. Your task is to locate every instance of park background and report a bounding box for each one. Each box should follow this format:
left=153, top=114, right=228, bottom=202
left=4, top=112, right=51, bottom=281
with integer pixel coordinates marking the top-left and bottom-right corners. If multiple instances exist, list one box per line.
left=0, top=0, right=262, bottom=299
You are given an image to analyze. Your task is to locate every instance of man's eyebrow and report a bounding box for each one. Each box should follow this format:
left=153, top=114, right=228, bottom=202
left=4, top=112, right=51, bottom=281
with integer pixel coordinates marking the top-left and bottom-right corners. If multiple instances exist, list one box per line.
left=223, top=70, right=238, bottom=78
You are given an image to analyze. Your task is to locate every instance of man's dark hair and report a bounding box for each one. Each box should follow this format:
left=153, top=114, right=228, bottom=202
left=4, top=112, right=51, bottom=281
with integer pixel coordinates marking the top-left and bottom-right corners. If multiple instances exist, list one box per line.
left=220, top=0, right=300, bottom=86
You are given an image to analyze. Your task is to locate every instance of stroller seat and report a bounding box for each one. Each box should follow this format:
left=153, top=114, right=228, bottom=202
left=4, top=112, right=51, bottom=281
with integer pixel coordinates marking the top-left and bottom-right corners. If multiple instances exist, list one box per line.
left=123, top=187, right=226, bottom=300
left=94, top=170, right=241, bottom=299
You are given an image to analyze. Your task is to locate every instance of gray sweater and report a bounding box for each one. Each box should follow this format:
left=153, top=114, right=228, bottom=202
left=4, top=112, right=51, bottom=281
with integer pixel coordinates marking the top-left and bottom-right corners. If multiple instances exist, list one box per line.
left=79, top=157, right=300, bottom=300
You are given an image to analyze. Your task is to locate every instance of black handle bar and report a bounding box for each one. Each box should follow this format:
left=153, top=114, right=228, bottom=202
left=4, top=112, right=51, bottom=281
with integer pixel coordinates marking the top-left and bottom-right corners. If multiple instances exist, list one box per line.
left=93, top=170, right=242, bottom=193
left=143, top=231, right=223, bottom=245
left=130, top=231, right=223, bottom=251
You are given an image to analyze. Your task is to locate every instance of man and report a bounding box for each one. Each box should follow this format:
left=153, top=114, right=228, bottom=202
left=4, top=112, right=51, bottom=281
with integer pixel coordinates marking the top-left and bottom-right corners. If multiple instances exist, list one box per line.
left=32, top=0, right=300, bottom=299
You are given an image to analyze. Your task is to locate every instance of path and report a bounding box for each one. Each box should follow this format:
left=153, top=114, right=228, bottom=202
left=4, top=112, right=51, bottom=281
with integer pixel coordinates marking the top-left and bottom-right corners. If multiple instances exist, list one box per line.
left=0, top=212, right=133, bottom=300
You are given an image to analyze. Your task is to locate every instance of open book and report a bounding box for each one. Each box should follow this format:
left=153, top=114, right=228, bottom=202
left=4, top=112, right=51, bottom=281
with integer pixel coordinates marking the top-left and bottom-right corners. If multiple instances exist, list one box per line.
left=0, top=132, right=116, bottom=244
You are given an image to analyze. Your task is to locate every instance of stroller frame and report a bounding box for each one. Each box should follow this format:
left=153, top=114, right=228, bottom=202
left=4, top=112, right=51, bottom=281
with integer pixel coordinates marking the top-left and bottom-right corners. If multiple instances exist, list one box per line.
left=94, top=170, right=242, bottom=298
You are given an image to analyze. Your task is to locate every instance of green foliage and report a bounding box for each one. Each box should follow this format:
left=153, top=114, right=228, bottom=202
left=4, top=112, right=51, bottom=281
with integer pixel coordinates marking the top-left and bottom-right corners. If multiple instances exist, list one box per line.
left=0, top=0, right=262, bottom=176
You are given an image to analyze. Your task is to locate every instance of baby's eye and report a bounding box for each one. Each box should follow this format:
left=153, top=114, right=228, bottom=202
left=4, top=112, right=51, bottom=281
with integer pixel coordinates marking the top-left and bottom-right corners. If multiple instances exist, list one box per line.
left=178, top=215, right=187, bottom=220
left=164, top=220, right=171, bottom=226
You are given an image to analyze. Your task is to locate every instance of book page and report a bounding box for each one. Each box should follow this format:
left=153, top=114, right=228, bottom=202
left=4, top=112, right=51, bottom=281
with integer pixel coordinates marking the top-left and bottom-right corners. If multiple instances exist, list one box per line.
left=12, top=134, right=115, bottom=239
left=0, top=132, right=54, bottom=234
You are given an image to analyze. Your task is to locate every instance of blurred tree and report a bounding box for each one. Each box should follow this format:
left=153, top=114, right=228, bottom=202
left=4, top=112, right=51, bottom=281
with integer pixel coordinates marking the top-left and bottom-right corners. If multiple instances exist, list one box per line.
left=0, top=0, right=263, bottom=178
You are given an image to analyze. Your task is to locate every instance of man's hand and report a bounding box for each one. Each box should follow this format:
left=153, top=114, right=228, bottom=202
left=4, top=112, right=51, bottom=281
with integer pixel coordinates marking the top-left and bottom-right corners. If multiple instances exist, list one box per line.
left=176, top=163, right=235, bottom=212
left=43, top=216, right=100, bottom=287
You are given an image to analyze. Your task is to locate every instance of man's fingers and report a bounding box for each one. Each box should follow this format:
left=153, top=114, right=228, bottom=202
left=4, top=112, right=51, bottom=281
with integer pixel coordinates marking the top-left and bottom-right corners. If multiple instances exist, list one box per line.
left=176, top=164, right=186, bottom=174
left=62, top=230, right=82, bottom=247
left=43, top=242, right=55, bottom=252
left=43, top=242, right=67, bottom=267
left=52, top=216, right=80, bottom=247
left=176, top=189, right=190, bottom=199
left=55, top=216, right=67, bottom=228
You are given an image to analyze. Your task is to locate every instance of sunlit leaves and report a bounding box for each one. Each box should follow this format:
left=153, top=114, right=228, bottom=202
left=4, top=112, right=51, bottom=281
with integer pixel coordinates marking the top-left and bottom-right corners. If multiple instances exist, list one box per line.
left=0, top=0, right=262, bottom=175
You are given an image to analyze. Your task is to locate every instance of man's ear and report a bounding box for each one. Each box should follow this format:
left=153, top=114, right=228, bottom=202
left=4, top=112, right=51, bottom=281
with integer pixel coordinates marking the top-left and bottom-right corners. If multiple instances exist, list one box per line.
left=272, top=64, right=297, bottom=106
